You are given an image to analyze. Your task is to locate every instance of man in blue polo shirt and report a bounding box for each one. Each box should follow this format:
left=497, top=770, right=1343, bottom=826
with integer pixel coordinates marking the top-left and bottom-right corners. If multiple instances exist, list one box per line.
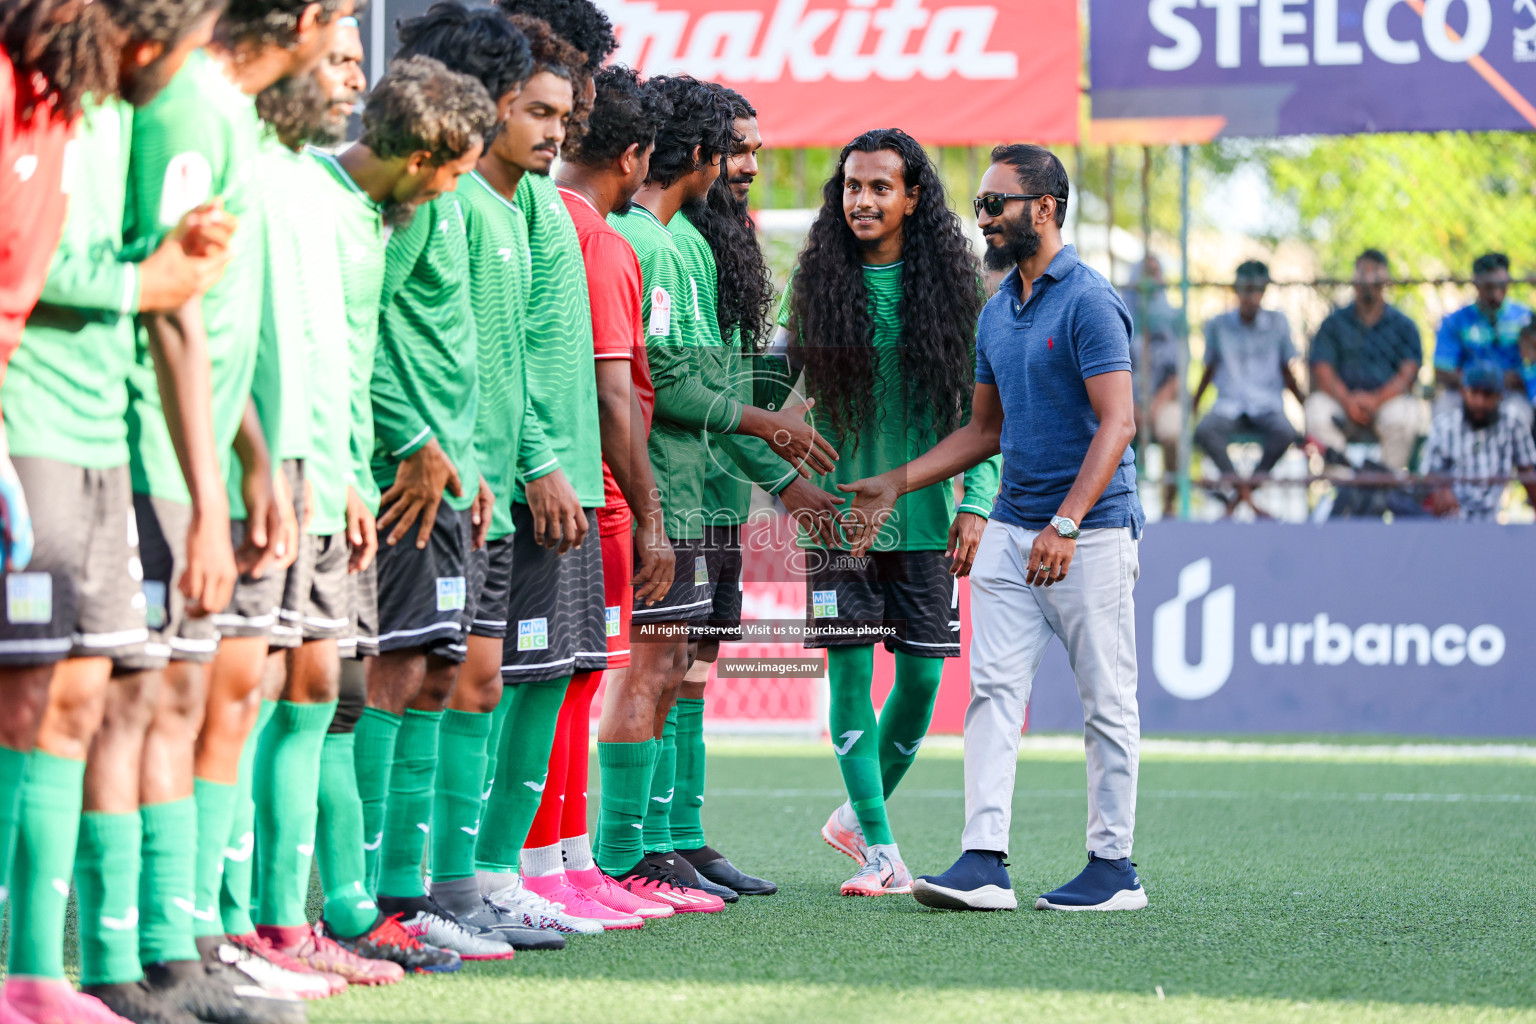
left=1434, top=252, right=1533, bottom=429
left=838, top=144, right=1145, bottom=913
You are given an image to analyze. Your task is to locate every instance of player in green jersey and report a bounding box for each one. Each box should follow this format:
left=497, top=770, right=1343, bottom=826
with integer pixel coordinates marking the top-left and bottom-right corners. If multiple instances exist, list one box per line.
left=305, top=55, right=495, bottom=976
left=772, top=128, right=999, bottom=897
left=0, top=8, right=236, bottom=1019
left=600, top=74, right=832, bottom=906
left=119, top=1, right=353, bottom=1017
left=356, top=5, right=522, bottom=962
left=668, top=86, right=832, bottom=900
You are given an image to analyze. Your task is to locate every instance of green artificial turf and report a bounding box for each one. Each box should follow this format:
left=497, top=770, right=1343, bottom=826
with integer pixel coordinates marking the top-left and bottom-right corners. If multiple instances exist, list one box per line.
left=12, top=740, right=1536, bottom=1023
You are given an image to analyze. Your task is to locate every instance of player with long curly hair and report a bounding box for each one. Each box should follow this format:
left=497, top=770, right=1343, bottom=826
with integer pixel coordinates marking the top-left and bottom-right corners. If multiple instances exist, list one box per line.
left=774, top=128, right=1000, bottom=897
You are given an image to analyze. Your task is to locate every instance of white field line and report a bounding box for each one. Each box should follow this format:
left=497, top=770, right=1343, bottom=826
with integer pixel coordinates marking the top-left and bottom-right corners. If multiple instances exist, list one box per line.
left=709, top=787, right=1536, bottom=804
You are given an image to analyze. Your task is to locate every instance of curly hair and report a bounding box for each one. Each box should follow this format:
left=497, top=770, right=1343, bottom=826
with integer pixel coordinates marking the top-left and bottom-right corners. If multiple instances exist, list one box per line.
left=505, top=13, right=589, bottom=149
left=396, top=2, right=532, bottom=104
left=681, top=85, right=772, bottom=352
left=493, top=0, right=613, bottom=69
left=361, top=55, right=496, bottom=165
left=0, top=0, right=223, bottom=118
left=255, top=69, right=325, bottom=148
left=563, top=62, right=662, bottom=168
left=218, top=0, right=348, bottom=49
left=788, top=128, right=982, bottom=447
left=641, top=74, right=733, bottom=189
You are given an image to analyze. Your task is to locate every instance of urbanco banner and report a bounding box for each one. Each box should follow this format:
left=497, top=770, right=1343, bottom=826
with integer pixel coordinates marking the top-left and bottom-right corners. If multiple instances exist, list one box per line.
left=594, top=0, right=1080, bottom=145
left=1089, top=0, right=1536, bottom=137
left=1069, top=521, right=1535, bottom=737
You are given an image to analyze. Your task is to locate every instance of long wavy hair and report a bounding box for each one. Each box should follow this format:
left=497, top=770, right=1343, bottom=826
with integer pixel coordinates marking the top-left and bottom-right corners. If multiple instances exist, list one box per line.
left=788, top=127, right=982, bottom=446
left=684, top=85, right=773, bottom=352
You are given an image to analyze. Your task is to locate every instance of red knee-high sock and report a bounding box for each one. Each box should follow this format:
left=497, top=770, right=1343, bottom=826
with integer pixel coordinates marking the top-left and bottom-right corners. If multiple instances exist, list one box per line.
left=559, top=671, right=602, bottom=839
left=523, top=690, right=576, bottom=853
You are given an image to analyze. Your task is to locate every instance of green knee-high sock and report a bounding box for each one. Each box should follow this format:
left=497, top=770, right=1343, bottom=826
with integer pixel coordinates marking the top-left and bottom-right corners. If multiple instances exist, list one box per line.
left=643, top=708, right=678, bottom=854
left=474, top=681, right=566, bottom=874
left=378, top=709, right=442, bottom=898
left=431, top=709, right=491, bottom=884
left=0, top=743, right=27, bottom=925
left=353, top=707, right=402, bottom=895
left=195, top=780, right=237, bottom=938
left=253, top=700, right=335, bottom=927
left=483, top=687, right=512, bottom=815
left=220, top=699, right=275, bottom=935
left=593, top=739, right=657, bottom=877
left=76, top=811, right=144, bottom=985
left=7, top=751, right=85, bottom=978
left=827, top=645, right=892, bottom=846
left=878, top=651, right=944, bottom=798
left=670, top=698, right=707, bottom=850
left=139, top=797, right=199, bottom=965
left=315, top=731, right=376, bottom=938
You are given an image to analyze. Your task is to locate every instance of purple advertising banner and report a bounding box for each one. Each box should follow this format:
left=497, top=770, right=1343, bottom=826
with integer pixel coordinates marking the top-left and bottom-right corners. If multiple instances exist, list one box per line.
left=1023, top=522, right=1536, bottom=737
left=1088, top=0, right=1536, bottom=137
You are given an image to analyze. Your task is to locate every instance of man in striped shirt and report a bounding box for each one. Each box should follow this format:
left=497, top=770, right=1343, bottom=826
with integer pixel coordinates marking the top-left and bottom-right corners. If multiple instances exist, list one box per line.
left=1423, top=361, right=1536, bottom=520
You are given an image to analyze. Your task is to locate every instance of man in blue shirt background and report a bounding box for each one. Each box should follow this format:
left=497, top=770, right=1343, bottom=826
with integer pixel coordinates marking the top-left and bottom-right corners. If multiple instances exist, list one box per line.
left=1434, top=252, right=1533, bottom=430
left=839, top=144, right=1146, bottom=914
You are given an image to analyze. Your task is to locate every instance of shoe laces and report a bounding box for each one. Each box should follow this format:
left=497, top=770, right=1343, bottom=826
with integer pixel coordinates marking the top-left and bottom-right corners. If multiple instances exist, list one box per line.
left=421, top=898, right=481, bottom=942
left=239, top=934, right=310, bottom=977
left=369, top=913, right=425, bottom=952
left=308, top=927, right=363, bottom=965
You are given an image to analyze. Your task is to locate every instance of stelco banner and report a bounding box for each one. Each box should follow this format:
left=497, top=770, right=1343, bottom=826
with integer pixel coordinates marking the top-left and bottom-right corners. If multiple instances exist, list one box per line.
left=1089, top=0, right=1536, bottom=137
left=592, top=0, right=1079, bottom=145
left=1023, top=522, right=1533, bottom=737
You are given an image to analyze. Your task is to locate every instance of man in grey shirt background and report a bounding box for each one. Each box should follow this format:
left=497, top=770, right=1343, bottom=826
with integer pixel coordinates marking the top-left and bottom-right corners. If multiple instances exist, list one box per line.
left=1193, top=260, right=1306, bottom=515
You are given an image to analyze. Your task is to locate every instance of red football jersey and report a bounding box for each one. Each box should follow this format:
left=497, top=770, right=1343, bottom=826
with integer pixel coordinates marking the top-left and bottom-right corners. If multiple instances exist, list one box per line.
left=0, top=45, right=75, bottom=370
left=559, top=186, right=655, bottom=535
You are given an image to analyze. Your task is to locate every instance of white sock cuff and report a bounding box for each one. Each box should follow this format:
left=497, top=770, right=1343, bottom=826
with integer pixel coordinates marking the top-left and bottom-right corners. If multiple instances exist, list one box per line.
left=836, top=801, right=859, bottom=831
left=561, top=834, right=595, bottom=872
left=520, top=842, right=565, bottom=878
left=476, top=869, right=516, bottom=896
left=867, top=841, right=899, bottom=860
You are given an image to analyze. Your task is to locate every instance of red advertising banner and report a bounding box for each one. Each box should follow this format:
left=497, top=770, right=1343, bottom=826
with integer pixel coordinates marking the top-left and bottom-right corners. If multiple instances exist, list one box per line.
left=593, top=0, right=1080, bottom=146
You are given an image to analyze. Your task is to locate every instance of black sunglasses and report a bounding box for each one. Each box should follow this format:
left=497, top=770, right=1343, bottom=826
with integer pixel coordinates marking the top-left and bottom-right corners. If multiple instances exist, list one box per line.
left=973, top=192, right=1050, bottom=217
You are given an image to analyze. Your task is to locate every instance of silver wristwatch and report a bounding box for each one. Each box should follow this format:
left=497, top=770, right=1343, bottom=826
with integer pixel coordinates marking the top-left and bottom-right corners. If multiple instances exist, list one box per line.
left=1050, top=515, right=1080, bottom=540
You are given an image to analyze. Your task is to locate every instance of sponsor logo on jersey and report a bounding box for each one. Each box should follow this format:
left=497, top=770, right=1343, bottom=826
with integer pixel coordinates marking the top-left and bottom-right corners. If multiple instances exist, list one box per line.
left=694, top=556, right=709, bottom=587
left=6, top=574, right=51, bottom=624
left=142, top=580, right=168, bottom=630
left=812, top=589, right=838, bottom=619
left=436, top=576, right=467, bottom=611
left=648, top=286, right=672, bottom=337
left=605, top=605, right=622, bottom=637
left=518, top=617, right=549, bottom=651
left=158, top=152, right=214, bottom=227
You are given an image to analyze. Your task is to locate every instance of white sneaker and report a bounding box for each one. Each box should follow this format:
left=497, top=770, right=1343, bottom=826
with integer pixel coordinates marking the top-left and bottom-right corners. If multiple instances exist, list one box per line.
left=486, top=876, right=604, bottom=935
left=216, top=939, right=335, bottom=1000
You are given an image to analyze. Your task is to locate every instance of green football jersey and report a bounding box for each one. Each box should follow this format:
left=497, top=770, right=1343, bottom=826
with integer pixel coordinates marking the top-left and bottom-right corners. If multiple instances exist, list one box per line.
left=7, top=99, right=138, bottom=468
left=309, top=149, right=386, bottom=515
left=669, top=210, right=795, bottom=526
left=459, top=171, right=557, bottom=541
left=610, top=204, right=741, bottom=541
left=373, top=191, right=478, bottom=512
left=124, top=48, right=267, bottom=503
left=251, top=138, right=316, bottom=463
left=511, top=173, right=602, bottom=508
left=774, top=262, right=1000, bottom=551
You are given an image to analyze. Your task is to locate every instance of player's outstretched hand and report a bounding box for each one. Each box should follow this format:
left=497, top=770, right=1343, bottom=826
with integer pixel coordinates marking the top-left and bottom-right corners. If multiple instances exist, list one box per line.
left=761, top=399, right=838, bottom=477
left=182, top=497, right=235, bottom=619
left=524, top=468, right=586, bottom=554
left=346, top=485, right=377, bottom=572
left=947, top=511, right=986, bottom=577
left=471, top=476, right=493, bottom=550
left=633, top=513, right=674, bottom=607
left=835, top=474, right=898, bottom=557
left=378, top=438, right=461, bottom=550
left=779, top=477, right=844, bottom=549
left=0, top=449, right=33, bottom=572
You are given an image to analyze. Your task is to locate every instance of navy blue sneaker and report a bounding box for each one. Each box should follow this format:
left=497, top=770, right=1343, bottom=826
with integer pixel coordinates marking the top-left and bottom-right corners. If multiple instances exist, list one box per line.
left=1035, top=855, right=1147, bottom=911
left=911, top=850, right=1017, bottom=911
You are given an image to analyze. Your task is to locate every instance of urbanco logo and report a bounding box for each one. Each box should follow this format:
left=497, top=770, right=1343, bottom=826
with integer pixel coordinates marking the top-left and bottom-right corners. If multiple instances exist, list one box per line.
left=1152, top=558, right=1235, bottom=700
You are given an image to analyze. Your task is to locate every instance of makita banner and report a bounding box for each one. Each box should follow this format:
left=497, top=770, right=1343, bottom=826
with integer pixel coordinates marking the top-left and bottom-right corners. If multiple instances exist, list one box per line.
left=1022, top=522, right=1534, bottom=737
left=593, top=0, right=1079, bottom=145
left=1089, top=0, right=1536, bottom=137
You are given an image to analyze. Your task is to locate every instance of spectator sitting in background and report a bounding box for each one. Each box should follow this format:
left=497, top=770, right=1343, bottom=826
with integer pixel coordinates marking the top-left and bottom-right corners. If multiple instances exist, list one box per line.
left=1304, top=249, right=1426, bottom=472
left=1423, top=360, right=1536, bottom=521
left=1193, top=260, right=1305, bottom=516
left=1123, top=255, right=1181, bottom=516
left=1433, top=252, right=1533, bottom=429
